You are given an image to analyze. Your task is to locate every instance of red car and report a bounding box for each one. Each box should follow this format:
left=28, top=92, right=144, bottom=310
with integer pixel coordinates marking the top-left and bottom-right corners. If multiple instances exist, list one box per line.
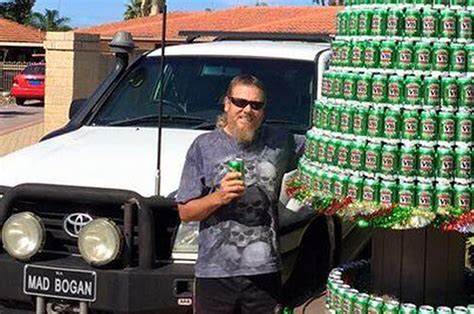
left=10, top=63, right=45, bottom=106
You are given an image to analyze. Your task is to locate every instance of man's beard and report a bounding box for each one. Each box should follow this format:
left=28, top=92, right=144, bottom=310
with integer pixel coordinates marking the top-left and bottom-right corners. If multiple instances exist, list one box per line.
left=220, top=113, right=260, bottom=143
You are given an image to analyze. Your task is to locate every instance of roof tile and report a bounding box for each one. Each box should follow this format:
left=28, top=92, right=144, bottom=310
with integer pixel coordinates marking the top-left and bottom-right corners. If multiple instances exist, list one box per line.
left=0, top=18, right=45, bottom=43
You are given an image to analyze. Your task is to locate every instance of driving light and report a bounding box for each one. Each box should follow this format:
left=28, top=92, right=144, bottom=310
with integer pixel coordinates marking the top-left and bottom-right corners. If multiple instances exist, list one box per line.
left=78, top=218, right=122, bottom=266
left=2, top=212, right=45, bottom=260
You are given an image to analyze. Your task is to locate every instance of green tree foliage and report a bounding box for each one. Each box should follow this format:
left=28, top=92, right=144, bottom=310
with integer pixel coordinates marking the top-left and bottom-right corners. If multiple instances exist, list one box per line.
left=124, top=0, right=165, bottom=20
left=0, top=0, right=35, bottom=24
left=28, top=9, right=72, bottom=31
left=124, top=0, right=143, bottom=20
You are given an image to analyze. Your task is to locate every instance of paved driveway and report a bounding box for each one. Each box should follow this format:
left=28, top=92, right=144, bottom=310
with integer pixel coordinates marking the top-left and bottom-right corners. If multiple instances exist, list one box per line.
left=0, top=101, right=43, bottom=136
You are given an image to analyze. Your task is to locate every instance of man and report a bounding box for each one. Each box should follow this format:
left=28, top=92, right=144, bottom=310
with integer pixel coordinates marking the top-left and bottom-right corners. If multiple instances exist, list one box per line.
left=176, top=74, right=297, bottom=313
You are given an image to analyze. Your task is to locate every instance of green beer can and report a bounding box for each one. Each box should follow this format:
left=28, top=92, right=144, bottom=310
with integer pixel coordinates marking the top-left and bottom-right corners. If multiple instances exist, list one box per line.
left=424, top=76, right=441, bottom=107
left=349, top=11, right=360, bottom=36
left=332, top=73, right=344, bottom=99
left=343, top=73, right=357, bottom=100
left=357, top=74, right=372, bottom=101
left=467, top=304, right=474, bottom=314
left=347, top=176, right=364, bottom=201
left=420, top=110, right=438, bottom=141
left=434, top=0, right=449, bottom=5
left=333, top=175, right=349, bottom=198
left=367, top=108, right=385, bottom=137
left=336, top=12, right=348, bottom=36
left=397, top=41, right=414, bottom=70
left=363, top=178, right=381, bottom=203
left=322, top=72, right=331, bottom=97
left=453, top=306, right=468, bottom=314
left=337, top=140, right=351, bottom=168
left=304, top=132, right=316, bottom=161
left=353, top=293, right=370, bottom=314
left=437, top=146, right=455, bottom=178
left=359, top=10, right=373, bottom=36
left=371, top=9, right=388, bottom=36
left=227, top=159, right=244, bottom=175
left=422, top=9, right=440, bottom=38
left=368, top=297, right=384, bottom=314
left=381, top=144, right=400, bottom=175
left=456, top=111, right=473, bottom=142
left=439, top=111, right=456, bottom=141
left=405, top=76, right=423, bottom=105
left=372, top=74, right=388, bottom=102
left=455, top=146, right=472, bottom=179
left=467, top=43, right=474, bottom=72
left=450, top=43, right=467, bottom=72
left=417, top=183, right=435, bottom=211
left=459, top=77, right=474, bottom=108
left=432, top=42, right=450, bottom=72
left=458, top=11, right=473, bottom=40
left=440, top=9, right=457, bottom=39
left=318, top=137, right=328, bottom=163
left=419, top=145, right=436, bottom=177
left=364, top=41, right=380, bottom=68
left=365, top=143, right=382, bottom=172
left=340, top=107, right=354, bottom=134
left=414, top=42, right=432, bottom=71
left=339, top=42, right=353, bottom=68
left=400, top=144, right=418, bottom=176
left=352, top=41, right=366, bottom=68
left=399, top=180, right=417, bottom=208
left=404, top=9, right=421, bottom=37
left=454, top=184, right=472, bottom=211
left=353, top=107, right=369, bottom=136
left=451, top=0, right=467, bottom=6
left=388, top=75, right=405, bottom=104
left=402, top=110, right=420, bottom=140
left=380, top=41, right=397, bottom=69
left=329, top=107, right=341, bottom=132
left=384, top=300, right=400, bottom=314
left=342, top=289, right=358, bottom=314
left=441, top=77, right=459, bottom=108
left=380, top=180, right=399, bottom=207
left=326, top=139, right=338, bottom=164
left=384, top=109, right=402, bottom=139
left=436, top=182, right=453, bottom=211
left=386, top=9, right=404, bottom=37
left=401, top=303, right=418, bottom=314
left=350, top=142, right=366, bottom=171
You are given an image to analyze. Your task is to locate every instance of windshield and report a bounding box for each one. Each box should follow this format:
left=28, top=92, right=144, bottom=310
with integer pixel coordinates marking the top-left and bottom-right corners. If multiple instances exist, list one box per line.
left=23, top=65, right=45, bottom=75
left=91, top=56, right=314, bottom=133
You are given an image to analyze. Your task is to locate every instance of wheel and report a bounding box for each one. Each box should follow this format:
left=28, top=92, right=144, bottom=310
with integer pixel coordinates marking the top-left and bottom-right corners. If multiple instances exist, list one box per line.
left=15, top=98, right=25, bottom=106
left=281, top=216, right=332, bottom=308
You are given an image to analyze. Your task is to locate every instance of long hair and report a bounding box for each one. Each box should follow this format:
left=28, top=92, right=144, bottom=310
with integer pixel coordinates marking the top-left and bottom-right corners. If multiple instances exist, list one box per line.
left=216, top=74, right=266, bottom=128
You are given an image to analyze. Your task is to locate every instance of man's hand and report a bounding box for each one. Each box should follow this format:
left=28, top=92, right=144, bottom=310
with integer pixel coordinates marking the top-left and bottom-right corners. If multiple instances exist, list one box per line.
left=216, top=171, right=245, bottom=205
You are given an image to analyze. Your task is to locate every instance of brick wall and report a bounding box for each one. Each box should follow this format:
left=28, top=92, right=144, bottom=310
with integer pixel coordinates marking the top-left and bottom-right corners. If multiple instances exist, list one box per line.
left=44, top=32, right=102, bottom=133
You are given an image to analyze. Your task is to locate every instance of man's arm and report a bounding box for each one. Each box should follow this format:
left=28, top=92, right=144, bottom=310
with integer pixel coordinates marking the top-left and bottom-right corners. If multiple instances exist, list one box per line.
left=178, top=172, right=244, bottom=222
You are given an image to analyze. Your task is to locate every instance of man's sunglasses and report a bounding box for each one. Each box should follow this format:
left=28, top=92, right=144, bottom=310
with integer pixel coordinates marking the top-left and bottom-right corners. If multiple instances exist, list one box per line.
left=228, top=96, right=265, bottom=111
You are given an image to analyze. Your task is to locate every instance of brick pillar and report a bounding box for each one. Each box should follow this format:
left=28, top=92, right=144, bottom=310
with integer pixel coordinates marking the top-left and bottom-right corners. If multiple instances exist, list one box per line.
left=43, top=32, right=101, bottom=134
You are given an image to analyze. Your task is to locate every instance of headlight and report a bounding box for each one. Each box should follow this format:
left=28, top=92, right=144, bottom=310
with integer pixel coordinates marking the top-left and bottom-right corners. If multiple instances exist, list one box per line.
left=172, top=221, right=199, bottom=254
left=2, top=212, right=45, bottom=260
left=78, top=218, right=122, bottom=266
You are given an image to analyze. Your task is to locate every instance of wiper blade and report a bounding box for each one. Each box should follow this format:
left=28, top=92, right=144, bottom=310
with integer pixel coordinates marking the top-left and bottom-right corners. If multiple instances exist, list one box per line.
left=106, top=114, right=207, bottom=127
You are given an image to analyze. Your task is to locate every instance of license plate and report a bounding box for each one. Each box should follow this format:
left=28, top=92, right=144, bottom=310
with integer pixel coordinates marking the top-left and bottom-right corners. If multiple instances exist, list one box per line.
left=28, top=80, right=42, bottom=86
left=23, top=265, right=97, bottom=302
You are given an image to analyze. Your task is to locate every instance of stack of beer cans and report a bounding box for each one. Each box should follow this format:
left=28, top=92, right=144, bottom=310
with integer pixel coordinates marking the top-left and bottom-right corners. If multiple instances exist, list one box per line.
left=300, top=0, right=473, bottom=215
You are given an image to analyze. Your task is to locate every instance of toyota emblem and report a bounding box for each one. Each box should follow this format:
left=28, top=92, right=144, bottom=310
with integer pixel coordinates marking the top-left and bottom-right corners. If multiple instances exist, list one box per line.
left=63, top=213, right=94, bottom=238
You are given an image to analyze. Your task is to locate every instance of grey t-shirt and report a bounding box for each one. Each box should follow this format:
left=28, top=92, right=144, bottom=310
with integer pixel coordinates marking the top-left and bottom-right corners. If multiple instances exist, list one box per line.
left=176, top=126, right=297, bottom=278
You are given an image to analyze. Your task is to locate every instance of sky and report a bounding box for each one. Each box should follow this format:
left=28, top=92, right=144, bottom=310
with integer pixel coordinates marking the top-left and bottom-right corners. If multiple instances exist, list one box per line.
left=33, top=0, right=315, bottom=28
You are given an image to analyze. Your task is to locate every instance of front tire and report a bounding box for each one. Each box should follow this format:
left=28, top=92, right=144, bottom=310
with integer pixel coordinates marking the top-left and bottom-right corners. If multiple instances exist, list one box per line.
left=282, top=216, right=332, bottom=307
left=15, top=98, right=25, bottom=106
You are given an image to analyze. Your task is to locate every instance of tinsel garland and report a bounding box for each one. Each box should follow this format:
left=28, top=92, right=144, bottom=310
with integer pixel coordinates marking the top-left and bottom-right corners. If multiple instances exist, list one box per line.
left=285, top=178, right=474, bottom=233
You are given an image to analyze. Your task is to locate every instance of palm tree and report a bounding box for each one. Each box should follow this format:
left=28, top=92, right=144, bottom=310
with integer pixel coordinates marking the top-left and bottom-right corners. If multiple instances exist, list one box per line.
left=124, top=0, right=143, bottom=20
left=0, top=0, right=36, bottom=24
left=28, top=9, right=72, bottom=31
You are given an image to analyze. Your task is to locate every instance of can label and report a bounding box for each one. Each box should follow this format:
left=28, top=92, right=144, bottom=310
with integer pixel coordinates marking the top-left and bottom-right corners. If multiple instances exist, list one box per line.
left=337, top=145, right=350, bottom=168
left=454, top=186, right=472, bottom=211
left=333, top=180, right=347, bottom=198
left=401, top=150, right=417, bottom=176
left=418, top=189, right=435, bottom=210
left=441, top=16, right=456, bottom=37
left=433, top=48, right=450, bottom=71
left=440, top=115, right=456, bottom=141
left=327, top=141, right=337, bottom=164
left=367, top=112, right=384, bottom=137
left=437, top=152, right=455, bottom=177
left=420, top=114, right=437, bottom=141
left=457, top=114, right=473, bottom=142
left=460, top=81, right=474, bottom=107
left=459, top=15, right=473, bottom=39
left=406, top=82, right=421, bottom=103
left=422, top=15, right=437, bottom=37
left=452, top=49, right=467, bottom=71
left=468, top=48, right=474, bottom=72
left=399, top=188, right=416, bottom=208
left=437, top=188, right=453, bottom=209
left=350, top=148, right=365, bottom=170
left=380, top=184, right=398, bottom=206
left=388, top=80, right=403, bottom=103
left=384, top=113, right=400, bottom=138
left=365, top=148, right=381, bottom=172
left=405, top=16, right=419, bottom=36
left=363, top=184, right=378, bottom=202
left=387, top=15, right=400, bottom=35
left=357, top=80, right=370, bottom=101
left=352, top=45, right=364, bottom=67
left=347, top=179, right=363, bottom=201
left=381, top=148, right=398, bottom=174
left=416, top=48, right=431, bottom=69
left=443, top=83, right=458, bottom=107
left=380, top=48, right=394, bottom=68
left=344, top=79, right=356, bottom=100
left=419, top=150, right=436, bottom=177
left=372, top=80, right=387, bottom=102
left=425, top=81, right=440, bottom=106
left=402, top=115, right=419, bottom=140
left=353, top=110, right=367, bottom=135
left=398, top=48, right=413, bottom=69
left=455, top=150, right=472, bottom=178
left=359, top=13, right=371, bottom=35
left=364, top=47, right=377, bottom=68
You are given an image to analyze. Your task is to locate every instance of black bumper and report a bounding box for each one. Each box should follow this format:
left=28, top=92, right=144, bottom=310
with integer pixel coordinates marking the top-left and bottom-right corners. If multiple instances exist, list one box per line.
left=0, top=254, right=195, bottom=313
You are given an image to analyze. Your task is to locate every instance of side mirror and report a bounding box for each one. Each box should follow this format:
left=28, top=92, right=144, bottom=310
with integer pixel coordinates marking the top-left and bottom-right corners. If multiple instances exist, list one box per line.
left=69, top=98, right=87, bottom=120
